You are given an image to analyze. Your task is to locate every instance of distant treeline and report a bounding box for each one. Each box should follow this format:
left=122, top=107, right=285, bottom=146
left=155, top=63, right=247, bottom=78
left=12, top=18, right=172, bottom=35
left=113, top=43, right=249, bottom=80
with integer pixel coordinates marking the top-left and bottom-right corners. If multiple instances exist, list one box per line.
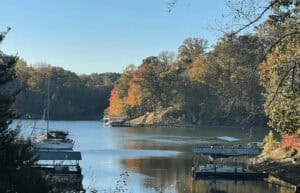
left=107, top=34, right=268, bottom=126
left=15, top=60, right=120, bottom=120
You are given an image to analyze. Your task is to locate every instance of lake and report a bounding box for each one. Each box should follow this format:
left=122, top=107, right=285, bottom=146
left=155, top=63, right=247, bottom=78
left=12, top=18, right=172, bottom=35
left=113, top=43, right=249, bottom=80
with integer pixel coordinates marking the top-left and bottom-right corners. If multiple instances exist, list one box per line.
left=13, top=120, right=293, bottom=193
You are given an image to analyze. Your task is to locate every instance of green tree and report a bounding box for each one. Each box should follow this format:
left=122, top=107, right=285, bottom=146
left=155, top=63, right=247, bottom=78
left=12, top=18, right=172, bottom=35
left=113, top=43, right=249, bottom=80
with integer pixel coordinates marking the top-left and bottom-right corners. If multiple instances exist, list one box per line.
left=258, top=0, right=300, bottom=135
left=0, top=27, right=20, bottom=171
left=15, top=64, right=120, bottom=120
left=262, top=131, right=279, bottom=156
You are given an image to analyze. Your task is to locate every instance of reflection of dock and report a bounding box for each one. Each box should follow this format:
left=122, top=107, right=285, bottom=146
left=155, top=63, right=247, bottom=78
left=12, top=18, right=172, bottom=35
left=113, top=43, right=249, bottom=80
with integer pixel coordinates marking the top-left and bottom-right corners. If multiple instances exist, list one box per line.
left=193, top=164, right=268, bottom=180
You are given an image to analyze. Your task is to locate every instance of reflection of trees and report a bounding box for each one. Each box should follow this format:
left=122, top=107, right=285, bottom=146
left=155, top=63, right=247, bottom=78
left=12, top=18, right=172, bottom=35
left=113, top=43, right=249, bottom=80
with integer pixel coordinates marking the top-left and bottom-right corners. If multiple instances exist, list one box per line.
left=181, top=178, right=294, bottom=193
left=121, top=126, right=269, bottom=150
left=122, top=157, right=190, bottom=192
left=121, top=157, right=293, bottom=193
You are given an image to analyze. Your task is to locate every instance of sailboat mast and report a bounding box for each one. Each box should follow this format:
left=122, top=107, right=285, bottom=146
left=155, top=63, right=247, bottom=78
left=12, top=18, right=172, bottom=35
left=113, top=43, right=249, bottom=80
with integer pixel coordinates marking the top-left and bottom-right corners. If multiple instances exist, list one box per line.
left=47, top=74, right=50, bottom=133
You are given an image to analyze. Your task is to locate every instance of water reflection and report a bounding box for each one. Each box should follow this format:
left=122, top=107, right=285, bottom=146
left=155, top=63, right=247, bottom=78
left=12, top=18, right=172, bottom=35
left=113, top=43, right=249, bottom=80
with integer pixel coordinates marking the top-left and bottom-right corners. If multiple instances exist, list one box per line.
left=121, top=156, right=294, bottom=193
left=13, top=120, right=294, bottom=193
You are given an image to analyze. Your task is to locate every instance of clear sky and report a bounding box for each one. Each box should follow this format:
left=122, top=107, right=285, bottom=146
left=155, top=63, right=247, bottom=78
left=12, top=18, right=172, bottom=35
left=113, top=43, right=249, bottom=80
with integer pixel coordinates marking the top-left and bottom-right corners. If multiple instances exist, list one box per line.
left=0, top=0, right=230, bottom=74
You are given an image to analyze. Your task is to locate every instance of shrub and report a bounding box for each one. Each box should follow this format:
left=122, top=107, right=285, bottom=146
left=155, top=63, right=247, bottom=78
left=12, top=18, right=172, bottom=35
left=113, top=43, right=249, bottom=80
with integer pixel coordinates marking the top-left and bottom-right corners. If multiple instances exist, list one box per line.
left=262, top=131, right=280, bottom=156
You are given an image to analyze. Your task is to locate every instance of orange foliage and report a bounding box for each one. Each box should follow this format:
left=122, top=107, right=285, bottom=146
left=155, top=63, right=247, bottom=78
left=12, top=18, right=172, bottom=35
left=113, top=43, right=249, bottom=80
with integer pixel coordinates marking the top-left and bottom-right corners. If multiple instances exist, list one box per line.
left=108, top=89, right=123, bottom=116
left=282, top=134, right=300, bottom=150
left=127, top=82, right=140, bottom=107
left=189, top=56, right=207, bottom=81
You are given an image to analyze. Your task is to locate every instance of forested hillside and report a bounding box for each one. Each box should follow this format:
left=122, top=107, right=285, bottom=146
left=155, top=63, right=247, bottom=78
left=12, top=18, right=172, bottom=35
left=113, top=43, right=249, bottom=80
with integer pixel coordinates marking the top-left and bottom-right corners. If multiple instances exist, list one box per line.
left=107, top=34, right=267, bottom=126
left=107, top=0, right=299, bottom=132
left=15, top=60, right=120, bottom=120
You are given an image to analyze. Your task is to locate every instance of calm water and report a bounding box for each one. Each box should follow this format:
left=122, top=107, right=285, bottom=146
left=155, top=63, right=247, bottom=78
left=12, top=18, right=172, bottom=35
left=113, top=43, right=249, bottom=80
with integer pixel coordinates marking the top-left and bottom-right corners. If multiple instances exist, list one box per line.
left=13, top=120, right=292, bottom=193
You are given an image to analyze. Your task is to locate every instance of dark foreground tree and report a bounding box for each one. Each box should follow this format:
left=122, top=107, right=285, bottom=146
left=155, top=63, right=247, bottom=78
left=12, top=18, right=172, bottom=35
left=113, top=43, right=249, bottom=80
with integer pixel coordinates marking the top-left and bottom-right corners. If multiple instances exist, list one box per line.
left=0, top=28, right=51, bottom=193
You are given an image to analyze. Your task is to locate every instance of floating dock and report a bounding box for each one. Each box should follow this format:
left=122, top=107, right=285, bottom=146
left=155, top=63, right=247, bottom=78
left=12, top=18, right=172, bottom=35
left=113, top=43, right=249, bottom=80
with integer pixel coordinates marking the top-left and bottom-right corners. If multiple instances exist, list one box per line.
left=103, top=116, right=130, bottom=127
left=191, top=136, right=266, bottom=181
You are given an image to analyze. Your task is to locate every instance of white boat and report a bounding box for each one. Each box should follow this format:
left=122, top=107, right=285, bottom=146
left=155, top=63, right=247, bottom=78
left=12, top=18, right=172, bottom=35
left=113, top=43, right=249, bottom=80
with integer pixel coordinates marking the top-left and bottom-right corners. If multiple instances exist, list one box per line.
left=32, top=130, right=74, bottom=150
left=32, top=139, right=74, bottom=150
left=31, top=77, right=74, bottom=150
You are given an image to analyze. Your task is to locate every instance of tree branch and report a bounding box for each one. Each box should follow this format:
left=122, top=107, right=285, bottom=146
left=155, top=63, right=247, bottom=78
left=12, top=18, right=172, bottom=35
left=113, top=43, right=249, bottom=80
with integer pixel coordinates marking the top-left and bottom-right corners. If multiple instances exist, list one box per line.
left=265, top=60, right=299, bottom=109
left=247, top=30, right=300, bottom=81
left=232, top=0, right=280, bottom=35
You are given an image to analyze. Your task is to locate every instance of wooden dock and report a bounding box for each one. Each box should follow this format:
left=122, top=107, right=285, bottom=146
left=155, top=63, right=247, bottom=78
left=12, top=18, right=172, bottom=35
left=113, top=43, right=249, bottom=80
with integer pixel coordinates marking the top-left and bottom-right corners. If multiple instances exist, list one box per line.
left=103, top=116, right=130, bottom=127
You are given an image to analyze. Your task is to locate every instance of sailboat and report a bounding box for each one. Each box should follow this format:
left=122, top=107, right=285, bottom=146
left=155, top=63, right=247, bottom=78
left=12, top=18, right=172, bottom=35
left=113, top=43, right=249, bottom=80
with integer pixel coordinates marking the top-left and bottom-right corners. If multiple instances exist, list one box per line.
left=32, top=76, right=74, bottom=150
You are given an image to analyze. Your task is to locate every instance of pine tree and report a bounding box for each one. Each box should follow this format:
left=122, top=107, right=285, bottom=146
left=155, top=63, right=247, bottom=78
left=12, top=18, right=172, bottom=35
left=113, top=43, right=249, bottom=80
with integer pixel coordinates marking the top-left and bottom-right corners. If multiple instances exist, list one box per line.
left=0, top=27, right=19, bottom=170
left=0, top=28, right=51, bottom=193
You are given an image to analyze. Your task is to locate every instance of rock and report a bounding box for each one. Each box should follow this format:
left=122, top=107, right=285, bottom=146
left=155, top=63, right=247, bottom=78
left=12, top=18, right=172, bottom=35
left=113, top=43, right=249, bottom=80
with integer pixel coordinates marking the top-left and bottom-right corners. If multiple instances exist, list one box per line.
left=129, top=107, right=190, bottom=127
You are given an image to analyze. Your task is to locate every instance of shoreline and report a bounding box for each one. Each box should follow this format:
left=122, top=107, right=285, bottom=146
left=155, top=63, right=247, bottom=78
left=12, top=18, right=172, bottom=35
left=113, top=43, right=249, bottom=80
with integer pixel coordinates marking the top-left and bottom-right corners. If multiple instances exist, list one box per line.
left=250, top=158, right=300, bottom=192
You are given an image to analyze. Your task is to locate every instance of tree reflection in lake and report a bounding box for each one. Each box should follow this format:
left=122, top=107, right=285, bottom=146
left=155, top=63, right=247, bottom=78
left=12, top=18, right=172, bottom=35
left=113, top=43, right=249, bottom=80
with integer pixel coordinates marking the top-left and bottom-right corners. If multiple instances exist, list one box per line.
left=13, top=120, right=295, bottom=193
left=121, top=156, right=294, bottom=193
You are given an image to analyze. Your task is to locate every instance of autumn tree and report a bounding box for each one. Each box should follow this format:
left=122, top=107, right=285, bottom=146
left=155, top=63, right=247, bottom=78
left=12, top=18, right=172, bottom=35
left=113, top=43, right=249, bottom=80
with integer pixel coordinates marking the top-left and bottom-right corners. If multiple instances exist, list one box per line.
left=259, top=20, right=300, bottom=135
left=108, top=89, right=125, bottom=116
left=205, top=34, right=266, bottom=125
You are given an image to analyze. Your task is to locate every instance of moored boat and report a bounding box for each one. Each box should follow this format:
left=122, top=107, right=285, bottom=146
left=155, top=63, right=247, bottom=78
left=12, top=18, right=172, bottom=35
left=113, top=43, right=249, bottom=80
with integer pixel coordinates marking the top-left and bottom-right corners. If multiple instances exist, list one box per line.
left=31, top=78, right=74, bottom=150
left=32, top=130, right=74, bottom=150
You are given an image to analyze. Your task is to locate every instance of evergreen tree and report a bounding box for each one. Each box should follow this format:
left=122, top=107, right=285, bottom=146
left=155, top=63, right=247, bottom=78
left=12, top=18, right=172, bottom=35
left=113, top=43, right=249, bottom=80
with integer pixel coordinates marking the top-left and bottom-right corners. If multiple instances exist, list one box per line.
left=0, top=28, right=51, bottom=193
left=0, top=27, right=19, bottom=170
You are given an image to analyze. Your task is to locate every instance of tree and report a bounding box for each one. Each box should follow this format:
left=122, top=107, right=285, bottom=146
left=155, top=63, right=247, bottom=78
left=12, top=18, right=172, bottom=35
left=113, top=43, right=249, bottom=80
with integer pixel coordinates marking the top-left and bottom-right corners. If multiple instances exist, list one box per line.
left=108, top=89, right=125, bottom=116
left=173, top=0, right=300, bottom=131
left=15, top=64, right=120, bottom=119
left=134, top=56, right=169, bottom=111
left=0, top=27, right=19, bottom=170
left=260, top=30, right=300, bottom=135
left=256, top=1, right=300, bottom=135
left=178, top=37, right=207, bottom=68
left=262, top=131, right=279, bottom=156
left=0, top=28, right=51, bottom=193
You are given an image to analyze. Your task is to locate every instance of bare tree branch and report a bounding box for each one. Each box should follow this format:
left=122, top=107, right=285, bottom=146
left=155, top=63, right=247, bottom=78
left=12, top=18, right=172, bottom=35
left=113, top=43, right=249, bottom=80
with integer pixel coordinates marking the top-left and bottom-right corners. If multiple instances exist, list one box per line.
left=291, top=64, right=296, bottom=94
left=247, top=30, right=300, bottom=81
left=232, top=0, right=280, bottom=35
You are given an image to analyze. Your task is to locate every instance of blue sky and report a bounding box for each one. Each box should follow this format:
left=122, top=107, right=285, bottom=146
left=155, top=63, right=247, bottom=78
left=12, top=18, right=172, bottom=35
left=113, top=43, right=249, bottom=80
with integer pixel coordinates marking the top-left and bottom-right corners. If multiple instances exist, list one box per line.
left=0, top=0, right=230, bottom=74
